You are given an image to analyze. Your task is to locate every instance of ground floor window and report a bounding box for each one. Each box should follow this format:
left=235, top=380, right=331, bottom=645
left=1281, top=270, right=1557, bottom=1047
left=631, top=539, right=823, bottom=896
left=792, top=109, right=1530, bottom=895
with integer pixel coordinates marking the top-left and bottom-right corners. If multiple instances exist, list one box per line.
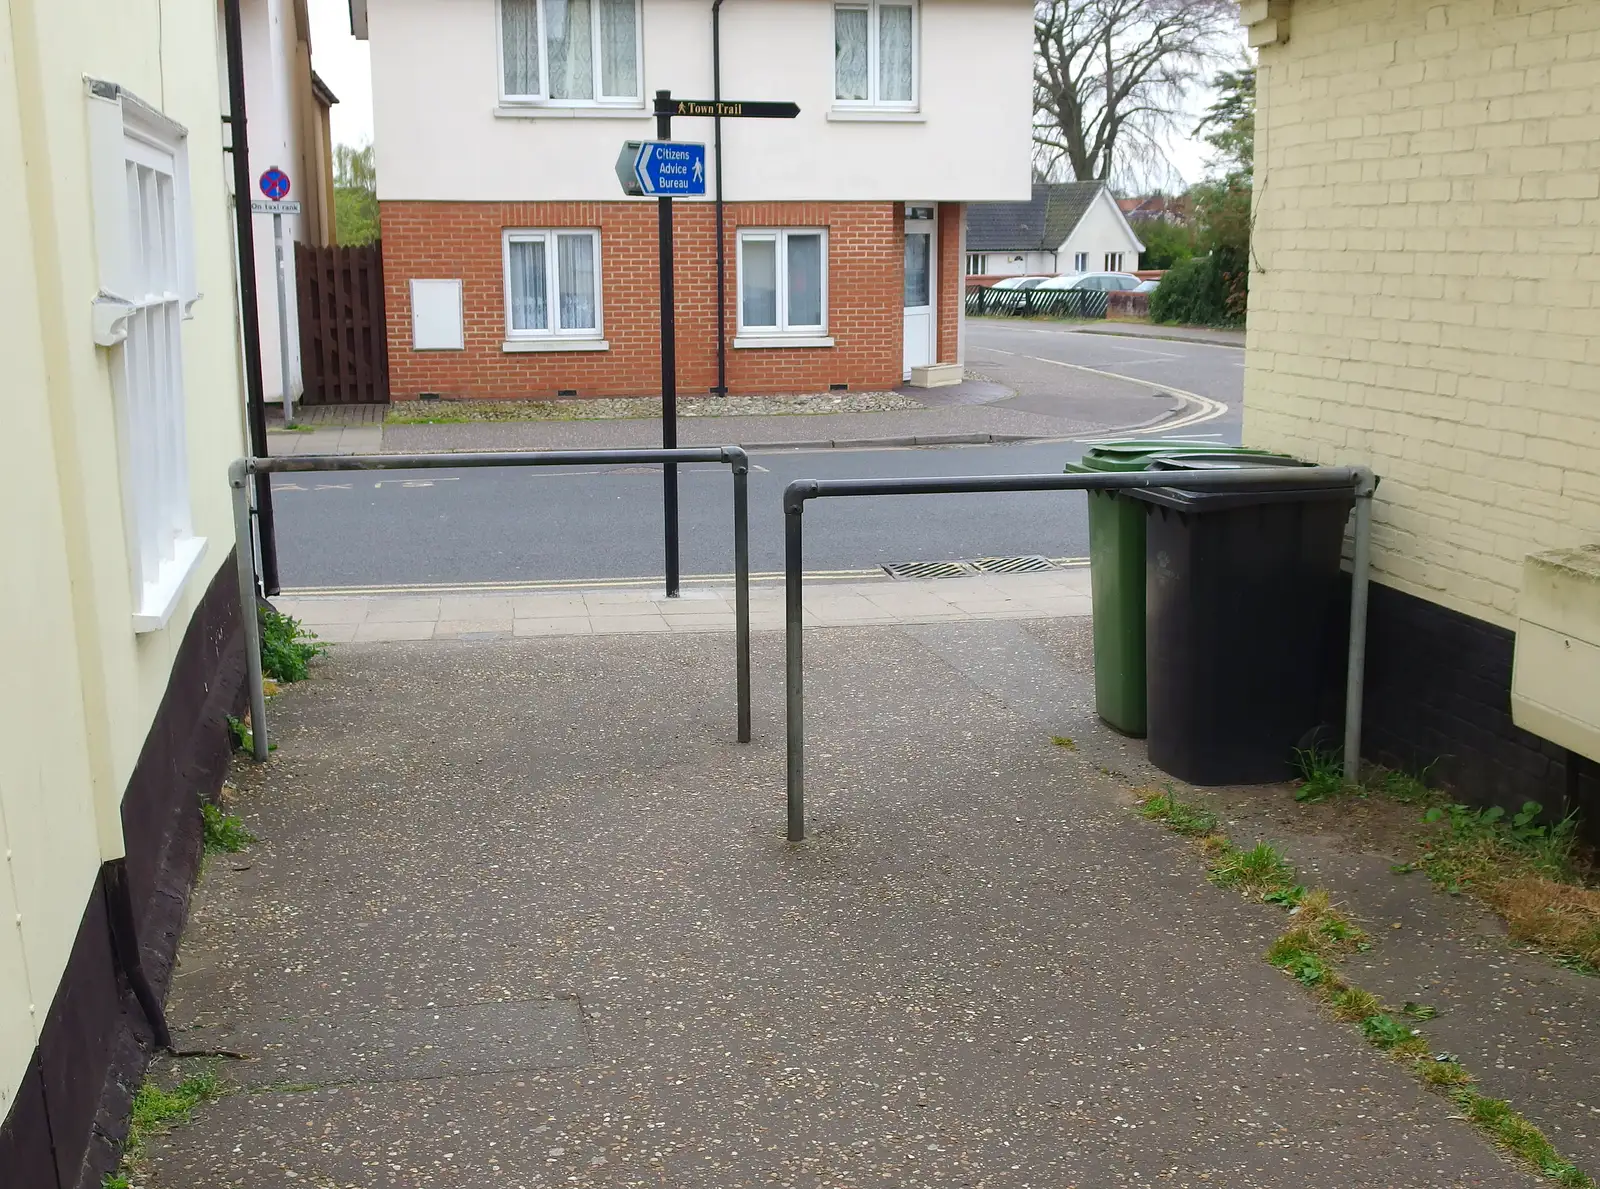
left=966, top=253, right=985, bottom=275
left=1104, top=252, right=1124, bottom=272
left=1073, top=252, right=1088, bottom=272
left=738, top=229, right=827, bottom=335
left=503, top=229, right=602, bottom=339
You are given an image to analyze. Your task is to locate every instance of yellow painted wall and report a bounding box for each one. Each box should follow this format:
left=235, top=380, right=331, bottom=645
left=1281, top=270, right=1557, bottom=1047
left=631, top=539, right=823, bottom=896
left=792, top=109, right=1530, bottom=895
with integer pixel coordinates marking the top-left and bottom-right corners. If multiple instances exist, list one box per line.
left=0, top=0, right=247, bottom=1116
left=1243, top=0, right=1600, bottom=628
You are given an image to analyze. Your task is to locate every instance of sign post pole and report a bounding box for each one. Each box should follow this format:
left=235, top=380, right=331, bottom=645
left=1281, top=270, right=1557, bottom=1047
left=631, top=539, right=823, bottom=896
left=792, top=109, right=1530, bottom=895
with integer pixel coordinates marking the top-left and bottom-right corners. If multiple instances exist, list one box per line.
left=256, top=166, right=298, bottom=426
left=272, top=210, right=294, bottom=426
left=655, top=91, right=679, bottom=598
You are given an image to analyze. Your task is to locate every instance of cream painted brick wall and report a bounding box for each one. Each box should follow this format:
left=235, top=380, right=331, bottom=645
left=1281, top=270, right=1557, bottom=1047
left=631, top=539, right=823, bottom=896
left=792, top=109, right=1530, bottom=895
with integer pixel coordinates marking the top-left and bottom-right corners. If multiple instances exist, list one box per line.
left=1245, top=0, right=1600, bottom=629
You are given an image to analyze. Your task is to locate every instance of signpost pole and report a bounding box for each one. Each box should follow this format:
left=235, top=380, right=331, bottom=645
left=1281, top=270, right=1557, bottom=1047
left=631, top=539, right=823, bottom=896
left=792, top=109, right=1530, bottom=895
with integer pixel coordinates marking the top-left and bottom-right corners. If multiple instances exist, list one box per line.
left=656, top=89, right=680, bottom=599
left=272, top=210, right=295, bottom=426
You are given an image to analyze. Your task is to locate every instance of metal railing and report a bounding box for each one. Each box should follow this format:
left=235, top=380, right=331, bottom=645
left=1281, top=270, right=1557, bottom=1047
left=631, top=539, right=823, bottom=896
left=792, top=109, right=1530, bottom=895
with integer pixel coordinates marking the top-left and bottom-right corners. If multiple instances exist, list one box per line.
left=229, top=447, right=753, bottom=762
left=781, top=466, right=1378, bottom=842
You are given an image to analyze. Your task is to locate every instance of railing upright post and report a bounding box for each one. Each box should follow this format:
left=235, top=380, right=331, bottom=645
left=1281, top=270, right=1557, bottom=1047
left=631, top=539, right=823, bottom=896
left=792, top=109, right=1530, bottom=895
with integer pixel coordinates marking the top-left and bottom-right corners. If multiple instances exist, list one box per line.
left=1343, top=471, right=1378, bottom=783
left=785, top=500, right=806, bottom=841
left=729, top=450, right=752, bottom=744
left=229, top=460, right=270, bottom=762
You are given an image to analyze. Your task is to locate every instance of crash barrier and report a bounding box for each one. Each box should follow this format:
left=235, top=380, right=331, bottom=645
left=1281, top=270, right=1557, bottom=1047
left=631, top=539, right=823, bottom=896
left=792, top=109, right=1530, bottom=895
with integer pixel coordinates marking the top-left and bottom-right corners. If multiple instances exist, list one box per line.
left=781, top=466, right=1377, bottom=841
left=229, top=447, right=753, bottom=760
left=966, top=286, right=1110, bottom=319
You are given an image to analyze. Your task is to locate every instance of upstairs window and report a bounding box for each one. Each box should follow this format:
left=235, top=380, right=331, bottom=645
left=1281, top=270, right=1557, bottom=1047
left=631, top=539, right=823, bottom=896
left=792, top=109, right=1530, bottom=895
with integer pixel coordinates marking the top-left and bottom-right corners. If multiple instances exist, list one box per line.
left=500, top=0, right=641, bottom=104
left=1104, top=252, right=1124, bottom=272
left=835, top=1, right=917, bottom=108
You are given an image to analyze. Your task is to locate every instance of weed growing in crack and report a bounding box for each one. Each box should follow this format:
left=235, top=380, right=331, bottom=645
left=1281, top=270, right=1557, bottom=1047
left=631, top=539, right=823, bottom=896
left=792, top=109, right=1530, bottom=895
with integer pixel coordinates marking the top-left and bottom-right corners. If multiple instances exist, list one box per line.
left=1209, top=841, right=1295, bottom=896
left=1136, top=786, right=1217, bottom=836
left=259, top=607, right=327, bottom=684
left=1292, top=746, right=1349, bottom=802
left=200, top=801, right=255, bottom=854
left=110, top=1066, right=227, bottom=1185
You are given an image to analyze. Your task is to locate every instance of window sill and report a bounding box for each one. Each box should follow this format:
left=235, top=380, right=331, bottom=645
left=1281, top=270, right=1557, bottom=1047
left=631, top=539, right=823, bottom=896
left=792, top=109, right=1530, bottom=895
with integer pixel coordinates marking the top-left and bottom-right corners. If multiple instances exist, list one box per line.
left=494, top=105, right=648, bottom=120
left=132, top=534, right=208, bottom=634
left=733, top=335, right=835, bottom=350
left=826, top=108, right=925, bottom=123
left=503, top=338, right=610, bottom=353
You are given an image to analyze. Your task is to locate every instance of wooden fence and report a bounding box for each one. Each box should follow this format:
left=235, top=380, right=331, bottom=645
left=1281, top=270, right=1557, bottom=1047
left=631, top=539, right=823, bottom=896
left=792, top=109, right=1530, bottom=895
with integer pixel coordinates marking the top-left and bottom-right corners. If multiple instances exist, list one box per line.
left=295, top=242, right=389, bottom=405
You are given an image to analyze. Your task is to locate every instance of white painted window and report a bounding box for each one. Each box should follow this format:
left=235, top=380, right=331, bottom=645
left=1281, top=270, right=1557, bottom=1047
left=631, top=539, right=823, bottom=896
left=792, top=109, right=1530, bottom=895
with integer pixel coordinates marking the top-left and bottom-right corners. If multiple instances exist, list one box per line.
left=499, top=0, right=642, bottom=105
left=738, top=229, right=828, bottom=335
left=834, top=1, right=918, bottom=108
left=85, top=81, right=205, bottom=634
left=1104, top=252, right=1124, bottom=272
left=966, top=253, right=986, bottom=275
left=503, top=229, right=603, bottom=340
left=1073, top=252, right=1089, bottom=272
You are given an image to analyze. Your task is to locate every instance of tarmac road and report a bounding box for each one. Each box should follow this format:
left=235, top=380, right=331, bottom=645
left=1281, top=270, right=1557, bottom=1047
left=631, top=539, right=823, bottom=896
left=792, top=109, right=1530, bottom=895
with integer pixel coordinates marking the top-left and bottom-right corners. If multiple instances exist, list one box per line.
left=273, top=324, right=1245, bottom=591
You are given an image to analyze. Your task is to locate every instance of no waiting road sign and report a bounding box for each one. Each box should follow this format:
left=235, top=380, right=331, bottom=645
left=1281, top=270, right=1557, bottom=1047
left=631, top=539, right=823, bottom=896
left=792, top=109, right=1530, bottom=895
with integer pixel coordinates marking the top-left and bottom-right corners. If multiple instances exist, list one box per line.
left=614, top=141, right=707, bottom=198
left=259, top=167, right=291, bottom=200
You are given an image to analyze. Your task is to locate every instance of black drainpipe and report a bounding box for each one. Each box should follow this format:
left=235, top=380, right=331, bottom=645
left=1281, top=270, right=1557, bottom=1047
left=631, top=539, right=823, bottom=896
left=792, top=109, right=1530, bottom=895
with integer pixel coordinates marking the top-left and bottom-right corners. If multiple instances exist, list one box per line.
left=221, top=0, right=281, bottom=595
left=712, top=0, right=727, bottom=397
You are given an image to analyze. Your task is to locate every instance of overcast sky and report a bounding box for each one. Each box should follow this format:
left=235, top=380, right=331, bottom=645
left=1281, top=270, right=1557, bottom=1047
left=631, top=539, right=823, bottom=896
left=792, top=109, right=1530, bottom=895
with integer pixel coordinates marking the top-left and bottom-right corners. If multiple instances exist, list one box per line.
left=305, top=0, right=1231, bottom=185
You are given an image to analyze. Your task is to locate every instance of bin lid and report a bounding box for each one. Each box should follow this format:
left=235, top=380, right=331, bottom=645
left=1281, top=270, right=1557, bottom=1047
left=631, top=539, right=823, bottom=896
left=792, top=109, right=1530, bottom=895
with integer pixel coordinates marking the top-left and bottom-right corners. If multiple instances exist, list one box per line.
left=1065, top=441, right=1277, bottom=473
left=1128, top=455, right=1357, bottom=511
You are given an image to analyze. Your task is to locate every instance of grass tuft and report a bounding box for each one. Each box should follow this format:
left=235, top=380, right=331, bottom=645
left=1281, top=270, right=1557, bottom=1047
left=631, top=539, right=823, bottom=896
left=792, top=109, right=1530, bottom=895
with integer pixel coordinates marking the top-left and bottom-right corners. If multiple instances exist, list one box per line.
left=200, top=801, right=255, bottom=854
left=1453, top=1089, right=1594, bottom=1184
left=1329, top=985, right=1382, bottom=1022
left=112, top=1067, right=227, bottom=1183
left=1360, top=1012, right=1418, bottom=1051
left=1292, top=745, right=1349, bottom=803
left=1487, top=876, right=1600, bottom=971
left=259, top=607, right=327, bottom=684
left=1209, top=841, right=1295, bottom=896
left=1418, top=1058, right=1475, bottom=1089
left=1136, top=786, right=1217, bottom=837
left=1049, top=735, right=1077, bottom=751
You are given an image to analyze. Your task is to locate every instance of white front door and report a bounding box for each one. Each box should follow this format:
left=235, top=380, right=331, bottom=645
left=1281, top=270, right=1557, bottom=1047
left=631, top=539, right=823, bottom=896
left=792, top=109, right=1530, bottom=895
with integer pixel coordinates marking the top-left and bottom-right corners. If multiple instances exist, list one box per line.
left=903, top=207, right=936, bottom=379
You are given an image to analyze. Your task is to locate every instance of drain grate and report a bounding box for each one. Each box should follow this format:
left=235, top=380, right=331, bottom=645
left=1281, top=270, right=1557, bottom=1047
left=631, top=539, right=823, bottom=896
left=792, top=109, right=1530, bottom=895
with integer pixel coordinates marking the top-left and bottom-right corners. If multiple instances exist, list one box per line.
left=972, top=555, right=1057, bottom=575
left=882, top=555, right=1066, bottom=581
left=882, top=559, right=975, bottom=580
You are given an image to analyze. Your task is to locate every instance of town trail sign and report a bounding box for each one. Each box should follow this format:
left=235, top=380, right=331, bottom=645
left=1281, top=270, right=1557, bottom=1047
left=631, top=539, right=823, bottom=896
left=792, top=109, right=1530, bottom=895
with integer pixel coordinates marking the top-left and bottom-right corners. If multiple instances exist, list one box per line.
left=615, top=141, right=707, bottom=197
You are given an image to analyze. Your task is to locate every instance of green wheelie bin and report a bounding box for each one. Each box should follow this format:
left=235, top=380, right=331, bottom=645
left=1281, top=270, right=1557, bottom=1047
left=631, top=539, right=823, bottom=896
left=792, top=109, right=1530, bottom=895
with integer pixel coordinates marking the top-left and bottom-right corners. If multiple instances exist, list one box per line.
left=1065, top=442, right=1286, bottom=735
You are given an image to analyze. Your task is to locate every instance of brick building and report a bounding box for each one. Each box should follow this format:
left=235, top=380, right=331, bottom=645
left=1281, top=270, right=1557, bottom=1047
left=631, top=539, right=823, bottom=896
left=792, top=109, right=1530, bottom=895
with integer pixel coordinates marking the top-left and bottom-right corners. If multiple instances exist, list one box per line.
left=352, top=0, right=1033, bottom=400
left=1241, top=0, right=1600, bottom=812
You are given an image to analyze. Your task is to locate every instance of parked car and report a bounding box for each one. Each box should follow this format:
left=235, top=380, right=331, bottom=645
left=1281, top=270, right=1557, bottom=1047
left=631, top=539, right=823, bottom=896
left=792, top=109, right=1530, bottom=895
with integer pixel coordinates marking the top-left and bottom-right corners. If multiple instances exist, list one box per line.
left=990, top=275, right=1052, bottom=290
left=1038, top=271, right=1145, bottom=292
left=1133, top=278, right=1160, bottom=293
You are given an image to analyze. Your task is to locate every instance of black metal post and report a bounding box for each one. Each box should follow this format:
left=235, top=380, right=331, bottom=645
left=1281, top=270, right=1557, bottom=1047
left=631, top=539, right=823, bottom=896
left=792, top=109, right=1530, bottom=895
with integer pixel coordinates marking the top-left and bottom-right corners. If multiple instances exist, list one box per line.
left=221, top=0, right=281, bottom=595
left=732, top=456, right=752, bottom=744
left=657, top=89, right=680, bottom=597
left=784, top=498, right=807, bottom=841
left=712, top=0, right=728, bottom=398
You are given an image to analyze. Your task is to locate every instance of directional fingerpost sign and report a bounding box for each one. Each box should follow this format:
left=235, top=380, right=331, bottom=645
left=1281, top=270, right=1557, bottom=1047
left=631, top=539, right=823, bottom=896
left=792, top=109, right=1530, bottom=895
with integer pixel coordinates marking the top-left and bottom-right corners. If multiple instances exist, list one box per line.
left=259, top=166, right=291, bottom=200
left=615, top=141, right=707, bottom=197
left=658, top=98, right=801, bottom=120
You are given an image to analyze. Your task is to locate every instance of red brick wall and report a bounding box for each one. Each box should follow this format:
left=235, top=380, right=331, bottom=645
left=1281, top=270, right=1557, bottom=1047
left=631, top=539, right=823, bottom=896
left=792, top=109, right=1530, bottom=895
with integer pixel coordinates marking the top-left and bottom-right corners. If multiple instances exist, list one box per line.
left=937, top=201, right=962, bottom=365
left=380, top=200, right=919, bottom=399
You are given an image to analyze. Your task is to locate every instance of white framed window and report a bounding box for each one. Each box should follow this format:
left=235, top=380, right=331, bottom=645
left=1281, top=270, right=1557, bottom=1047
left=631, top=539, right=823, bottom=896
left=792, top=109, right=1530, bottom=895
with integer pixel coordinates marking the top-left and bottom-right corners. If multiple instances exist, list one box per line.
left=1105, top=252, right=1124, bottom=272
left=503, top=229, right=603, bottom=342
left=966, top=253, right=986, bottom=275
left=1073, top=252, right=1089, bottom=272
left=834, top=1, right=918, bottom=108
left=85, top=81, right=205, bottom=633
left=499, top=0, right=642, bottom=105
left=737, top=229, right=828, bottom=338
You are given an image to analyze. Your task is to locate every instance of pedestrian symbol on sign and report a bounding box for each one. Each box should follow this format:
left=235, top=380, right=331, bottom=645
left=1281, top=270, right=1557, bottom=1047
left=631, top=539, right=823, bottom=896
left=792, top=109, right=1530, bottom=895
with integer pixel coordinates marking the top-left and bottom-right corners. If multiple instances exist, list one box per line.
left=259, top=167, right=291, bottom=200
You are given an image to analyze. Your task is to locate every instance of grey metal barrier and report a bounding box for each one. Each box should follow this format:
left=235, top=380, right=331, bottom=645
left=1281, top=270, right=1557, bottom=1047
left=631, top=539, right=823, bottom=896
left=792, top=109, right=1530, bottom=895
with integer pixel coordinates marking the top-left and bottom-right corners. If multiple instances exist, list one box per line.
left=229, top=447, right=753, bottom=762
left=782, top=466, right=1379, bottom=842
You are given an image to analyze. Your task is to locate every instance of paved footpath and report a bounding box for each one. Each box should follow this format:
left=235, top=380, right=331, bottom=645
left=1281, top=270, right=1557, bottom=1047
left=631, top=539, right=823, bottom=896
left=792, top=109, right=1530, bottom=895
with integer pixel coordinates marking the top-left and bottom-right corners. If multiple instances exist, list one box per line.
left=140, top=594, right=1554, bottom=1188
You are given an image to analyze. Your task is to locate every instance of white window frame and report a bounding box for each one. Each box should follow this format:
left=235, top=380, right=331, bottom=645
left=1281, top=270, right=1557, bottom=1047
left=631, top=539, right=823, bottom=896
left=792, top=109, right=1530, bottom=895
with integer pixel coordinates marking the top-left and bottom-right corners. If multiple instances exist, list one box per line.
left=966, top=253, right=985, bottom=276
left=497, top=0, right=644, bottom=107
left=502, top=229, right=605, bottom=344
left=85, top=80, right=206, bottom=634
left=736, top=228, right=829, bottom=340
left=1073, top=252, right=1089, bottom=272
left=1105, top=252, right=1124, bottom=272
left=833, top=0, right=919, bottom=110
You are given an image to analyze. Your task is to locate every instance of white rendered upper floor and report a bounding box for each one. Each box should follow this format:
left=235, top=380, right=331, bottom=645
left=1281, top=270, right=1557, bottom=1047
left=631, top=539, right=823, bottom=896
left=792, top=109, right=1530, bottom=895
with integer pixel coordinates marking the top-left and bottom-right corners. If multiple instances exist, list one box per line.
left=354, top=0, right=1034, bottom=203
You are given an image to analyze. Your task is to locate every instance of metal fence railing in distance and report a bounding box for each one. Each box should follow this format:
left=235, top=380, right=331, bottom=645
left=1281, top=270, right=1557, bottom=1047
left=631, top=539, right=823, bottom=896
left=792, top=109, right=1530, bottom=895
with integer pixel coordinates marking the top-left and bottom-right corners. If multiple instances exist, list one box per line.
left=781, top=466, right=1378, bottom=842
left=966, top=286, right=1109, bottom=319
left=229, top=447, right=753, bottom=762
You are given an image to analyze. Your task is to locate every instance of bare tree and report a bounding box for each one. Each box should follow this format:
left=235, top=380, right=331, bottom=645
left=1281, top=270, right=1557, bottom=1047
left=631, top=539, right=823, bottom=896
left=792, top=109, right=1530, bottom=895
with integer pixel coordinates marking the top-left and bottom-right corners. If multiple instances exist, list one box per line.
left=1034, top=0, right=1235, bottom=187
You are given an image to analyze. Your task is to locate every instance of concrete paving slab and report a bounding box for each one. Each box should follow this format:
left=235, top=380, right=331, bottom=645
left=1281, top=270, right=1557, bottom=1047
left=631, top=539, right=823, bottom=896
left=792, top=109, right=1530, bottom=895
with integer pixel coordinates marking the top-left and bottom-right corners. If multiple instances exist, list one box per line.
left=351, top=620, right=436, bottom=643
left=147, top=628, right=1541, bottom=1188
